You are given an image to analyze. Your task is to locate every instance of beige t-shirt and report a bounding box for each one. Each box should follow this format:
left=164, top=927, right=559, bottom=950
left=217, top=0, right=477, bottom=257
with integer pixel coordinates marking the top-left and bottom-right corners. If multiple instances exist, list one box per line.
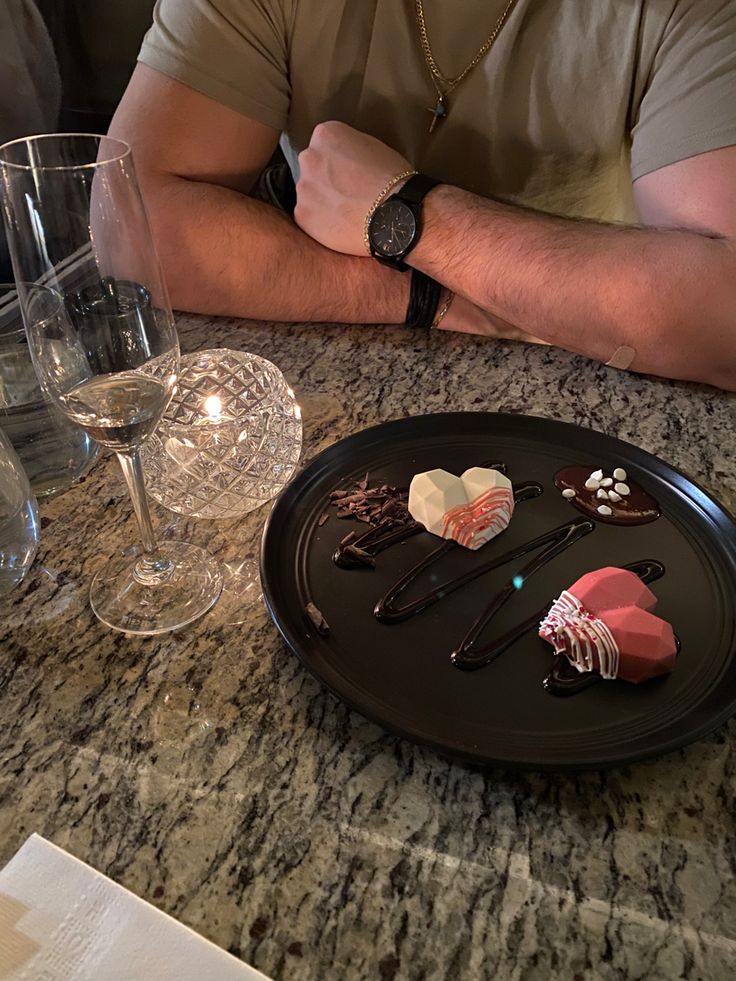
left=139, top=0, right=736, bottom=223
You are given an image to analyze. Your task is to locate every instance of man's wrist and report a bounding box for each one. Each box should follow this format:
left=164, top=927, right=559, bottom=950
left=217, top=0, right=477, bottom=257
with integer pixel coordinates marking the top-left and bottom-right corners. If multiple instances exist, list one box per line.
left=345, top=251, right=411, bottom=324
left=406, top=183, right=458, bottom=272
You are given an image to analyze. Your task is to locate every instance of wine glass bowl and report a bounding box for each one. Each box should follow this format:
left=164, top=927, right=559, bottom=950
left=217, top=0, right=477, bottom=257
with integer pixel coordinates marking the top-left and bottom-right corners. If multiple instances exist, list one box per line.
left=0, top=134, right=222, bottom=633
left=22, top=283, right=178, bottom=453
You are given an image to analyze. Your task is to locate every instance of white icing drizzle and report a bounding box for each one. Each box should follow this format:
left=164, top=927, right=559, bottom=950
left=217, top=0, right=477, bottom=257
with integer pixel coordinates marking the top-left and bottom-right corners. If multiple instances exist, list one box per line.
left=539, top=590, right=620, bottom=679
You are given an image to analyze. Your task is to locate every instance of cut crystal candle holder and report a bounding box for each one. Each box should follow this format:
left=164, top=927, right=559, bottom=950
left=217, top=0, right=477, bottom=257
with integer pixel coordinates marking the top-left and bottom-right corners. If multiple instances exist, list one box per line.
left=141, top=348, right=302, bottom=519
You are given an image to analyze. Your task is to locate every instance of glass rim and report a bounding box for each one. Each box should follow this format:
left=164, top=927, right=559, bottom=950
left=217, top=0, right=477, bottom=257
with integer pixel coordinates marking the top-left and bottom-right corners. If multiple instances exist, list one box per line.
left=0, top=133, right=131, bottom=172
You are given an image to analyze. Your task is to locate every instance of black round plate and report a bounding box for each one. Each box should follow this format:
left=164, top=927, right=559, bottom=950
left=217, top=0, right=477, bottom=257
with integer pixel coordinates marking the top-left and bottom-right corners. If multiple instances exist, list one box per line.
left=260, top=413, right=736, bottom=769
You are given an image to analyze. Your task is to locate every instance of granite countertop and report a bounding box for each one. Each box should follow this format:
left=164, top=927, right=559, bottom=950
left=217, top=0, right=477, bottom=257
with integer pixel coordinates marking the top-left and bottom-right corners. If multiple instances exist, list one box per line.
left=2, top=316, right=736, bottom=980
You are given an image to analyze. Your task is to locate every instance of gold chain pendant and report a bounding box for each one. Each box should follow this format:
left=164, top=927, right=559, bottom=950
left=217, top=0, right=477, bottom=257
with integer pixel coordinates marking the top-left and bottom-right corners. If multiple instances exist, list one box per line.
left=415, top=0, right=519, bottom=135
left=427, top=95, right=448, bottom=133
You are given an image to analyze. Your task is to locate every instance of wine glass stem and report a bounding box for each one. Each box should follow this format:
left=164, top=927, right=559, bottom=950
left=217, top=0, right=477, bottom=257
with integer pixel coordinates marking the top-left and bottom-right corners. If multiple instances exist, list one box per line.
left=116, top=448, right=174, bottom=583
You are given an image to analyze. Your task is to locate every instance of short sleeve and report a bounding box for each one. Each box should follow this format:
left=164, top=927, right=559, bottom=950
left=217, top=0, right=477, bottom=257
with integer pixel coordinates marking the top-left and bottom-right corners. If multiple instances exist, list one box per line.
left=631, top=0, right=736, bottom=181
left=138, top=0, right=292, bottom=130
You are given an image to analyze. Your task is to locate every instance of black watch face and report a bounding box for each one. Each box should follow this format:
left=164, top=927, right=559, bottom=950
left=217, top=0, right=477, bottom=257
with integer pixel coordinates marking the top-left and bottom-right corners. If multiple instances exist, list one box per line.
left=369, top=200, right=417, bottom=258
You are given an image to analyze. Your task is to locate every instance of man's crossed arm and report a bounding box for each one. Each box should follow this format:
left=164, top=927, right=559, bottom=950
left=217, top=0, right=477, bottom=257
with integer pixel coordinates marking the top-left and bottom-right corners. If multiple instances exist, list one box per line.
left=111, top=66, right=736, bottom=389
left=295, top=121, right=736, bottom=389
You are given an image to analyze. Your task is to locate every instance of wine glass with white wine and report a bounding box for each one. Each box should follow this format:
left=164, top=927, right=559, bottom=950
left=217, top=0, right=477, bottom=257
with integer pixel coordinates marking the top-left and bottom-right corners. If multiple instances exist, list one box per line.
left=0, top=134, right=222, bottom=634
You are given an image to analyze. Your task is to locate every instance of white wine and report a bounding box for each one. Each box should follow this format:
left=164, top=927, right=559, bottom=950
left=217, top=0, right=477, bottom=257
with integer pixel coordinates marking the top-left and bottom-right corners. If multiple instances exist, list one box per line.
left=60, top=371, right=171, bottom=450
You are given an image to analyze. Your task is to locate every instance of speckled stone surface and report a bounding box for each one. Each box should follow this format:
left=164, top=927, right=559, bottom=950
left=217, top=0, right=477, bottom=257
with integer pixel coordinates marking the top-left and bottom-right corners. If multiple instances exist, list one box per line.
left=2, top=317, right=736, bottom=981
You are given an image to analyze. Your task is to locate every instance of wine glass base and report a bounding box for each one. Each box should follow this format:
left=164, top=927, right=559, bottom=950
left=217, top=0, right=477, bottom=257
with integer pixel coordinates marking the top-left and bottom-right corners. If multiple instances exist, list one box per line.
left=90, top=541, right=223, bottom=635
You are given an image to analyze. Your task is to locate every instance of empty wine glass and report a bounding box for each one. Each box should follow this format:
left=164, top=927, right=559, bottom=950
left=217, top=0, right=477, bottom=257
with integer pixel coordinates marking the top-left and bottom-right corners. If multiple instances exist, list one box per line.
left=0, top=134, right=222, bottom=634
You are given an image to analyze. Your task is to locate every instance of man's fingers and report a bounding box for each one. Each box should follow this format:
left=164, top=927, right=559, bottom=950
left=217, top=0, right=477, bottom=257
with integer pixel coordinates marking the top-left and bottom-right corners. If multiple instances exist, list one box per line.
left=297, top=145, right=316, bottom=174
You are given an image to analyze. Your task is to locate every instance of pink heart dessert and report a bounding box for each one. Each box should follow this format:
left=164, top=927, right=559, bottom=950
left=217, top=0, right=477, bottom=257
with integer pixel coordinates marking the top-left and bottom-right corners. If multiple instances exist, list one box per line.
left=539, top=567, right=677, bottom=683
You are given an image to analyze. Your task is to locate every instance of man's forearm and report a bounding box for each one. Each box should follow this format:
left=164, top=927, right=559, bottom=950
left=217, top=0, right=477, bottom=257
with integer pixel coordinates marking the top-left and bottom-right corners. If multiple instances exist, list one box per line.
left=147, top=175, right=410, bottom=323
left=411, top=185, right=736, bottom=386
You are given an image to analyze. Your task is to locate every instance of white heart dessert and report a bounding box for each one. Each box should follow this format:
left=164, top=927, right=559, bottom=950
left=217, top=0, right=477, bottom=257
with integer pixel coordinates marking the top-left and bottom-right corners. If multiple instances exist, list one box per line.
left=408, top=467, right=514, bottom=550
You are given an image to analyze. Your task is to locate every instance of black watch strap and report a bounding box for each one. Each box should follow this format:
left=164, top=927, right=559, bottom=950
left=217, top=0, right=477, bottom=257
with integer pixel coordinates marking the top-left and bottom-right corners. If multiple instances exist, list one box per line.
left=394, top=173, right=440, bottom=206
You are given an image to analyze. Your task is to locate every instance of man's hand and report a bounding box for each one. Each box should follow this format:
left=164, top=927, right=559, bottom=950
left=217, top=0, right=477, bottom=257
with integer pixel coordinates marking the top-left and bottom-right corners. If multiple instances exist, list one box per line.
left=295, top=120, right=411, bottom=256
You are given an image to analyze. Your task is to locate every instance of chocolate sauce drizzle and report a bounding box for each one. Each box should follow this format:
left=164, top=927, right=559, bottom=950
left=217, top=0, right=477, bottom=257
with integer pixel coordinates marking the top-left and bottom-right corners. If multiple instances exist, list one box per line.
left=450, top=518, right=595, bottom=671
left=543, top=655, right=602, bottom=697
left=619, top=559, right=666, bottom=585
left=334, top=521, right=423, bottom=569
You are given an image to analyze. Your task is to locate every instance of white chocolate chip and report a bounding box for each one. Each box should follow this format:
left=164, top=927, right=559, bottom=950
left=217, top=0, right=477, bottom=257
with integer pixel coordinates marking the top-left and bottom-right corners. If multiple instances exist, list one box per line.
left=562, top=488, right=576, bottom=499
left=614, top=482, right=630, bottom=496
left=597, top=505, right=613, bottom=516
left=585, top=477, right=600, bottom=491
left=591, top=469, right=603, bottom=481
left=596, top=489, right=609, bottom=500
left=608, top=490, right=622, bottom=503
left=613, top=468, right=627, bottom=481
left=600, top=477, right=613, bottom=488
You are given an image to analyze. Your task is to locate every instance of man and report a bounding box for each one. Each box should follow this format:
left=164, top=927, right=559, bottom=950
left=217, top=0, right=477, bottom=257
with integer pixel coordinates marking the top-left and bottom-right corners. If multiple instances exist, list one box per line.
left=109, top=0, right=736, bottom=389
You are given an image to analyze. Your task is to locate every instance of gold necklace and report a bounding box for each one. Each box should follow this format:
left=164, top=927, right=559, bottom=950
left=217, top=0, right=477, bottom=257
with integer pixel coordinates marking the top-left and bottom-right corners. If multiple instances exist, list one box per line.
left=414, top=0, right=519, bottom=133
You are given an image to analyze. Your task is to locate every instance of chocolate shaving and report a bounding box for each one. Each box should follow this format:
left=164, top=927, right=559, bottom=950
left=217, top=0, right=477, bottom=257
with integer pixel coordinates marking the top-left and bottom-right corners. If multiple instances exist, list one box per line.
left=342, top=545, right=376, bottom=568
left=381, top=499, right=405, bottom=519
left=329, top=476, right=410, bottom=526
left=305, top=602, right=330, bottom=636
left=318, top=512, right=329, bottom=527
left=339, top=492, right=370, bottom=505
left=328, top=473, right=414, bottom=568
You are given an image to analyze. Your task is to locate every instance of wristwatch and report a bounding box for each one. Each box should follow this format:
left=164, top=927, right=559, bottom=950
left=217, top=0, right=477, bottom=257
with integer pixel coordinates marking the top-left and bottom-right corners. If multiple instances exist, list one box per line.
left=367, top=173, right=440, bottom=270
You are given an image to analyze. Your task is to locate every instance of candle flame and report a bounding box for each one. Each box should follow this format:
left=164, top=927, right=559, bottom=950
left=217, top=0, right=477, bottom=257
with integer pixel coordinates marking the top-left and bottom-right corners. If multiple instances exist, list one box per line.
left=204, top=395, right=222, bottom=421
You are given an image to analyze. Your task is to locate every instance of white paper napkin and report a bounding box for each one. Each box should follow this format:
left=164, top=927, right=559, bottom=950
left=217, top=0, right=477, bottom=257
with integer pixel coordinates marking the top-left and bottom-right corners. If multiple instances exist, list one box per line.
left=0, top=834, right=271, bottom=981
